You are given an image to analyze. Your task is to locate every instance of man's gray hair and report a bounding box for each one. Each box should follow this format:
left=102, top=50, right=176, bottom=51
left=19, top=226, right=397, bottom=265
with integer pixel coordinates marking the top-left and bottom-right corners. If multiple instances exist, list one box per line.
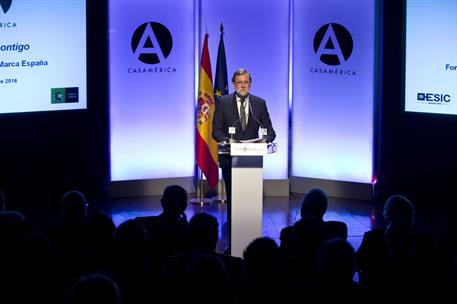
left=231, top=68, right=252, bottom=83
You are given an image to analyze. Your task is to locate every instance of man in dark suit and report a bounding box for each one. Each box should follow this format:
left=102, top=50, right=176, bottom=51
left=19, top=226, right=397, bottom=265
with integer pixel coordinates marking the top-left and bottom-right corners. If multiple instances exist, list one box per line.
left=134, top=185, right=189, bottom=274
left=212, top=68, right=276, bottom=251
left=162, top=213, right=245, bottom=301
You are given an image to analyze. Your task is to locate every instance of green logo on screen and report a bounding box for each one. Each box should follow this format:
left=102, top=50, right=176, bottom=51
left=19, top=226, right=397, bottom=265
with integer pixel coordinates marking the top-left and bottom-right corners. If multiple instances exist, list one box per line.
left=51, top=87, right=79, bottom=104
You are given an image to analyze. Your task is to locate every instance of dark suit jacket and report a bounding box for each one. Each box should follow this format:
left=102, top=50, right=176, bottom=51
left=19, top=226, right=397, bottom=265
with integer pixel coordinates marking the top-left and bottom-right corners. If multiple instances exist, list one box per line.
left=212, top=93, right=276, bottom=168
left=355, top=227, right=434, bottom=289
left=134, top=214, right=189, bottom=270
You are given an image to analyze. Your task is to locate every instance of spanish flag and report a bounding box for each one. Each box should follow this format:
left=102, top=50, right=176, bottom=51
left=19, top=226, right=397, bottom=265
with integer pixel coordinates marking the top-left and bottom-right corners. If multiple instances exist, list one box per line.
left=196, top=33, right=218, bottom=189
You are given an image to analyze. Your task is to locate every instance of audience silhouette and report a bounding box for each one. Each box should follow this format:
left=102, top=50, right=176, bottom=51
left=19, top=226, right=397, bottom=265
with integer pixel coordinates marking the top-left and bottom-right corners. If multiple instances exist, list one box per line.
left=241, top=237, right=291, bottom=304
left=356, top=194, right=435, bottom=302
left=43, top=190, right=91, bottom=288
left=279, top=188, right=348, bottom=283
left=135, top=184, right=189, bottom=276
left=66, top=273, right=122, bottom=304
left=0, top=183, right=452, bottom=304
left=162, top=212, right=245, bottom=302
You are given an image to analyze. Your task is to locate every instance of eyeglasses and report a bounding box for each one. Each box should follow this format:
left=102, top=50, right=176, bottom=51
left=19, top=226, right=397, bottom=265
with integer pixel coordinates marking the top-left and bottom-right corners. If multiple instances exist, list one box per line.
left=235, top=80, right=250, bottom=86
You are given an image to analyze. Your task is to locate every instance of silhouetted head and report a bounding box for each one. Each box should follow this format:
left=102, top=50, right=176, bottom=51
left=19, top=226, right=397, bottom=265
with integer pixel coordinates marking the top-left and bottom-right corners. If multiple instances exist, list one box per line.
left=67, top=273, right=121, bottom=304
left=318, top=237, right=356, bottom=284
left=300, top=188, right=328, bottom=220
left=188, top=254, right=235, bottom=304
left=161, top=185, right=188, bottom=217
left=188, top=213, right=219, bottom=251
left=382, top=194, right=415, bottom=225
left=61, top=190, right=88, bottom=224
left=112, top=219, right=147, bottom=262
left=0, top=210, right=26, bottom=224
left=243, top=237, right=280, bottom=281
left=87, top=211, right=116, bottom=243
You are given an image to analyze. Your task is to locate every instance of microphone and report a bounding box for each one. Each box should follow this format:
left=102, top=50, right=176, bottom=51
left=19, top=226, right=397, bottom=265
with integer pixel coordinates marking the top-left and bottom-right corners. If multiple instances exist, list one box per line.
left=228, top=115, right=243, bottom=141
left=248, top=101, right=263, bottom=128
left=248, top=101, right=268, bottom=139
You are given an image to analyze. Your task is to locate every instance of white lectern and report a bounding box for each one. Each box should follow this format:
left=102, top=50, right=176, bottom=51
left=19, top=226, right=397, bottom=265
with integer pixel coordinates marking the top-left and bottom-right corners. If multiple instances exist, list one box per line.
left=218, top=141, right=277, bottom=257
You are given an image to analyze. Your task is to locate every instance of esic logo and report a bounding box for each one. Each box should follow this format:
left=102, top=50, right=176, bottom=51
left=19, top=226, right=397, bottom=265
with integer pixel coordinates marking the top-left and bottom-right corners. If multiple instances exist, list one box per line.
left=1, top=0, right=12, bottom=14
left=131, top=22, right=173, bottom=65
left=313, top=23, right=353, bottom=66
left=417, top=93, right=451, bottom=103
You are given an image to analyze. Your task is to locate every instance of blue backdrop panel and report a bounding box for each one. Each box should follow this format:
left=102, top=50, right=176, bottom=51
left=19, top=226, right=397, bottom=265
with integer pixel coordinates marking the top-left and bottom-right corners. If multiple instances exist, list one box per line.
left=291, top=0, right=375, bottom=183
left=109, top=0, right=195, bottom=181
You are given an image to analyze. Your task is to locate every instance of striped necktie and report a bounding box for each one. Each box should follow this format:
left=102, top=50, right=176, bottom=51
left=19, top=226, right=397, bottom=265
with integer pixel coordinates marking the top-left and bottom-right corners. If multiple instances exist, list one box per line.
left=240, top=98, right=247, bottom=130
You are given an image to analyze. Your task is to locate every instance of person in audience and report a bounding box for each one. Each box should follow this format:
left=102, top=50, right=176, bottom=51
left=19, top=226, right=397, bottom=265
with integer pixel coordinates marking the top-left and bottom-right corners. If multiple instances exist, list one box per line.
left=85, top=211, right=116, bottom=274
left=66, top=273, right=121, bottom=304
left=61, top=190, right=89, bottom=225
left=356, top=194, right=434, bottom=298
left=279, top=188, right=347, bottom=283
left=15, top=231, right=59, bottom=304
left=241, top=237, right=291, bottom=304
left=135, top=185, right=189, bottom=275
left=162, top=213, right=245, bottom=302
left=314, top=238, right=366, bottom=304
left=356, top=194, right=415, bottom=290
left=43, top=190, right=91, bottom=289
left=0, top=210, right=36, bottom=304
left=434, top=214, right=457, bottom=301
left=188, top=253, right=238, bottom=304
left=280, top=188, right=348, bottom=246
left=111, top=219, right=150, bottom=304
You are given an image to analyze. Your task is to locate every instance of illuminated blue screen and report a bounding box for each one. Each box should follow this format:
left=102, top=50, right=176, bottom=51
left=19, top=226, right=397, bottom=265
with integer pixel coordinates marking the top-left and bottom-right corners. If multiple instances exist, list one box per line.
left=405, top=0, right=457, bottom=115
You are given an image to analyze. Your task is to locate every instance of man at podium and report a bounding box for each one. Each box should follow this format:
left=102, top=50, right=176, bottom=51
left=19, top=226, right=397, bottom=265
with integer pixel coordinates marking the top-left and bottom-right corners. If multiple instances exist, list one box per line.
left=212, top=68, right=276, bottom=235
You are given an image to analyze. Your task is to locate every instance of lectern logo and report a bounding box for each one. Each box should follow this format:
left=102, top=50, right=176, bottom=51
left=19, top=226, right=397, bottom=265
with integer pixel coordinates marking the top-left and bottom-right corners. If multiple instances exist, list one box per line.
left=131, top=22, right=173, bottom=64
left=0, top=0, right=12, bottom=14
left=313, top=23, right=353, bottom=66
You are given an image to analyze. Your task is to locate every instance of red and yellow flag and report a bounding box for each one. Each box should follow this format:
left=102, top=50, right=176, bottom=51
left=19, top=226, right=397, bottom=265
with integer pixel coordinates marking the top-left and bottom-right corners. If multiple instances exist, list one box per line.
left=196, top=33, right=218, bottom=189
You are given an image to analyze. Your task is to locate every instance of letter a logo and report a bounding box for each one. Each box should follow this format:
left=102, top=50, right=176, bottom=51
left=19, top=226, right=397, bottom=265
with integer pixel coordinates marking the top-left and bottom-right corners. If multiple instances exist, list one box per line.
left=131, top=22, right=173, bottom=64
left=313, top=23, right=353, bottom=66
left=0, top=0, right=12, bottom=14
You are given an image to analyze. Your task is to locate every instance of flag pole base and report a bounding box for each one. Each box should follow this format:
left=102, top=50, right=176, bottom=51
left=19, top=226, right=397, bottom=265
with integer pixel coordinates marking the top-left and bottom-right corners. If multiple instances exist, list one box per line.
left=190, top=197, right=214, bottom=206
left=212, top=196, right=227, bottom=204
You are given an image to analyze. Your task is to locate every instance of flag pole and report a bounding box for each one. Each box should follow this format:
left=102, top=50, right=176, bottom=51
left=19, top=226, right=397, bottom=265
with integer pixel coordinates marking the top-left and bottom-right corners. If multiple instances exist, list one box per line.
left=212, top=176, right=226, bottom=204
left=190, top=168, right=212, bottom=205
left=194, top=32, right=218, bottom=205
left=212, top=23, right=229, bottom=204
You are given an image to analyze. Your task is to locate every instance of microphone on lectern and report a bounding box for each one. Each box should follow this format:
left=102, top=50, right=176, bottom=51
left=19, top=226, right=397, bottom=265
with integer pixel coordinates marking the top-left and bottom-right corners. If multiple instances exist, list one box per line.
left=248, top=101, right=267, bottom=139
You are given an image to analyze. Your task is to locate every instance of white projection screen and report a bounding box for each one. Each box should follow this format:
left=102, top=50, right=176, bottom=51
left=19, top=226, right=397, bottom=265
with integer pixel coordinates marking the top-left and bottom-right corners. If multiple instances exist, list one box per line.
left=404, top=0, right=457, bottom=115
left=0, top=0, right=87, bottom=114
